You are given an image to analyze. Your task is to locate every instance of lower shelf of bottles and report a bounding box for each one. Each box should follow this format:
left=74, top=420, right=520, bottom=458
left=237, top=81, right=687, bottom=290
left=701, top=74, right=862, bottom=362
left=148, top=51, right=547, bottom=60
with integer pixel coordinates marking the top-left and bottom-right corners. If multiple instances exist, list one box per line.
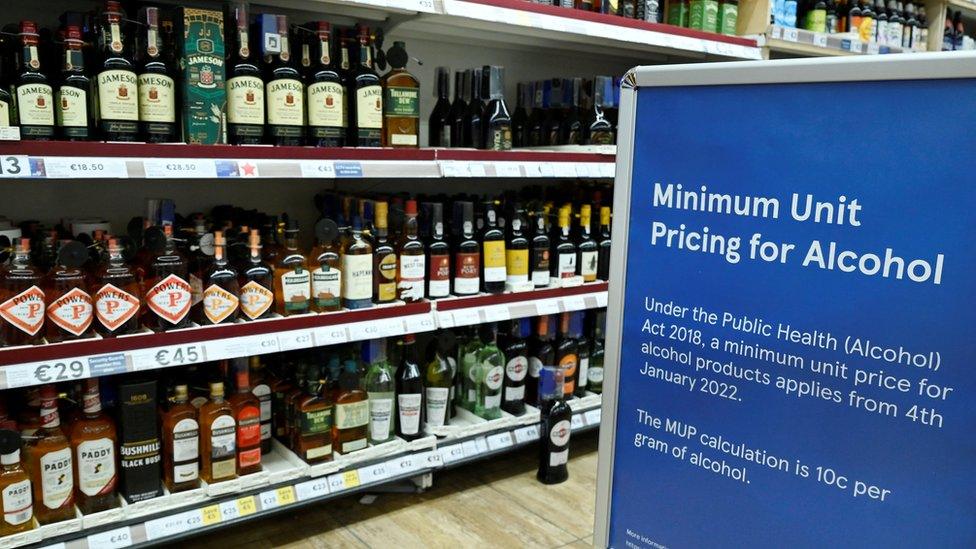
left=11, top=395, right=602, bottom=549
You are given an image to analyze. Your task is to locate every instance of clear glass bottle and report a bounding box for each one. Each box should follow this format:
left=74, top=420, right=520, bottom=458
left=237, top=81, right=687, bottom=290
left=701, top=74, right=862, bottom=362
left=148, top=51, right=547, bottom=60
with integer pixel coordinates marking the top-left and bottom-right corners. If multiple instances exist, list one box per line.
left=161, top=383, right=200, bottom=493
left=364, top=339, right=396, bottom=445
left=273, top=220, right=311, bottom=316
left=201, top=232, right=240, bottom=325
left=24, top=385, right=74, bottom=525
left=240, top=230, right=275, bottom=320
left=199, top=381, right=237, bottom=484
left=144, top=225, right=193, bottom=332
left=341, top=216, right=374, bottom=309
left=45, top=241, right=94, bottom=343
left=425, top=335, right=453, bottom=428
left=0, top=431, right=33, bottom=535
left=0, top=238, right=45, bottom=346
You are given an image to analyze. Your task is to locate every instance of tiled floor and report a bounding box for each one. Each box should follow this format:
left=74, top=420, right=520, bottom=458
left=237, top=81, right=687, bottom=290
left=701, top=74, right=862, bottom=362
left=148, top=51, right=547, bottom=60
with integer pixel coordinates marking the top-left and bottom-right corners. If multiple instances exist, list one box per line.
left=184, top=432, right=600, bottom=549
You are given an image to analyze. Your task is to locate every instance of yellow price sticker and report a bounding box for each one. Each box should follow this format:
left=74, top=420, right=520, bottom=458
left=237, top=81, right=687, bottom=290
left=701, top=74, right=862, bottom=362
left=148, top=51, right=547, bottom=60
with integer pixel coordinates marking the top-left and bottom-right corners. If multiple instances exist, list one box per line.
left=275, top=486, right=296, bottom=506
left=201, top=505, right=221, bottom=526
left=236, top=496, right=257, bottom=516
left=342, top=470, right=361, bottom=488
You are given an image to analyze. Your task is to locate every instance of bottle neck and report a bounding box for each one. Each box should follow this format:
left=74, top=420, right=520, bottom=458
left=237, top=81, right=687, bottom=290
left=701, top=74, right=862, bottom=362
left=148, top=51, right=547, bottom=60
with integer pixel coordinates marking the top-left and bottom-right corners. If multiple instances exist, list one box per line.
left=63, top=41, right=84, bottom=72
left=39, top=395, right=60, bottom=429
left=82, top=384, right=102, bottom=416
left=1, top=450, right=20, bottom=466
left=285, top=231, right=299, bottom=251
left=318, top=36, right=332, bottom=67
left=237, top=371, right=250, bottom=392
left=102, top=14, right=125, bottom=57
left=21, top=40, right=41, bottom=73
left=359, top=38, right=372, bottom=68
left=403, top=214, right=418, bottom=238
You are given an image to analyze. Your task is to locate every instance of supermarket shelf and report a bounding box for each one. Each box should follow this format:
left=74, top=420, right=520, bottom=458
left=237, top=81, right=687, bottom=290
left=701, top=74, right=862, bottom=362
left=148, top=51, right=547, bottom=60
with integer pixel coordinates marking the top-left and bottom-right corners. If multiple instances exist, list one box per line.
left=0, top=142, right=615, bottom=180
left=0, top=282, right=608, bottom=390
left=763, top=25, right=910, bottom=57
left=948, top=0, right=976, bottom=16
left=18, top=397, right=602, bottom=549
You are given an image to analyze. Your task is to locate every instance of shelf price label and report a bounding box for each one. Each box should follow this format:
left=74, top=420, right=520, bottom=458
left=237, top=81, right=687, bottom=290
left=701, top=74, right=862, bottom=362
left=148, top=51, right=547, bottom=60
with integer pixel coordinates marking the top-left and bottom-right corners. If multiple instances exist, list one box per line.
left=812, top=33, right=828, bottom=48
left=0, top=155, right=30, bottom=177
left=451, top=309, right=481, bottom=327
left=10, top=359, right=90, bottom=389
left=349, top=321, right=383, bottom=341
left=400, top=0, right=438, bottom=12
left=295, top=477, right=330, bottom=501
left=513, top=425, right=540, bottom=444
left=421, top=450, right=443, bottom=468
left=405, top=314, right=436, bottom=334
left=494, top=163, right=522, bottom=177
left=314, top=325, right=349, bottom=346
left=484, top=305, right=510, bottom=322
left=143, top=344, right=206, bottom=369
left=596, top=292, right=608, bottom=307
left=258, top=489, right=280, bottom=510
left=277, top=330, right=314, bottom=352
left=358, top=463, right=390, bottom=485
left=200, top=504, right=221, bottom=526
left=584, top=408, right=602, bottom=426
left=461, top=439, right=482, bottom=458
left=299, top=160, right=336, bottom=178
left=276, top=486, right=297, bottom=506
left=535, top=299, right=561, bottom=316
left=467, top=163, right=487, bottom=177
left=553, top=163, right=577, bottom=178
left=486, top=431, right=514, bottom=451
left=87, top=526, right=133, bottom=549
left=45, top=157, right=128, bottom=178
left=144, top=509, right=203, bottom=540
left=439, top=444, right=464, bottom=464
left=387, top=454, right=417, bottom=475
left=563, top=295, right=587, bottom=311
left=143, top=159, right=217, bottom=178
left=782, top=28, right=799, bottom=42
left=571, top=414, right=585, bottom=431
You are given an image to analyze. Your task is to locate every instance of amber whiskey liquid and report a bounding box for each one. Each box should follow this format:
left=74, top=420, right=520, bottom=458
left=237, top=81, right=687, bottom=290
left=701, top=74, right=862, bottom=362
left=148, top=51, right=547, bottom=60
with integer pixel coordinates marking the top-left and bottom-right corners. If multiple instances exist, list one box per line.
left=199, top=382, right=237, bottom=484
left=161, top=384, right=200, bottom=492
left=70, top=379, right=118, bottom=514
left=24, top=386, right=74, bottom=525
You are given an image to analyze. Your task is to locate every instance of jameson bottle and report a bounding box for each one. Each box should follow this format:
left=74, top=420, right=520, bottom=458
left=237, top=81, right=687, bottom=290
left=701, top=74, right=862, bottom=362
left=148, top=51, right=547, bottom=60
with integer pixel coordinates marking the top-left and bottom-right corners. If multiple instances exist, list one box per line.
left=429, top=67, right=452, bottom=147
left=349, top=25, right=382, bottom=147
left=597, top=206, right=612, bottom=280
left=15, top=21, right=55, bottom=140
left=481, top=201, right=506, bottom=294
left=226, top=2, right=264, bottom=144
left=144, top=225, right=193, bottom=331
left=56, top=25, right=93, bottom=140
left=448, top=70, right=468, bottom=148
left=453, top=201, right=480, bottom=296
left=264, top=15, right=304, bottom=146
left=137, top=7, right=177, bottom=142
left=482, top=66, right=513, bottom=151
left=537, top=366, right=571, bottom=485
left=364, top=339, right=395, bottom=444
left=307, top=22, right=345, bottom=147
left=240, top=230, right=275, bottom=320
left=426, top=203, right=451, bottom=299
left=373, top=201, right=398, bottom=304
left=396, top=335, right=425, bottom=441
left=96, top=1, right=139, bottom=141
left=381, top=41, right=420, bottom=148
left=273, top=219, right=311, bottom=316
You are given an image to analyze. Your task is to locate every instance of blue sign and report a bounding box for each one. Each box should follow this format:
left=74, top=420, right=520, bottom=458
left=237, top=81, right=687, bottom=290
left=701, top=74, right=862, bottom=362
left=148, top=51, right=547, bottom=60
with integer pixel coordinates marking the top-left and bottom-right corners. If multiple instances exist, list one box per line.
left=607, top=77, right=976, bottom=547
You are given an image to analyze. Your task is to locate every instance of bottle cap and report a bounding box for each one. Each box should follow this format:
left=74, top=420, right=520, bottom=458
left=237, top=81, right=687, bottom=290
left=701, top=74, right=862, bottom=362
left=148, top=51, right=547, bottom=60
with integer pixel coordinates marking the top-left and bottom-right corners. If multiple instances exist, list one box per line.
left=314, top=218, right=339, bottom=243
left=387, top=41, right=408, bottom=69
left=286, top=218, right=299, bottom=233
left=539, top=366, right=564, bottom=400
left=57, top=240, right=88, bottom=268
left=435, top=66, right=450, bottom=97
left=0, top=429, right=21, bottom=463
left=405, top=200, right=418, bottom=216
left=375, top=201, right=389, bottom=228
left=173, top=384, right=189, bottom=400
left=210, top=381, right=225, bottom=397
left=351, top=215, right=363, bottom=231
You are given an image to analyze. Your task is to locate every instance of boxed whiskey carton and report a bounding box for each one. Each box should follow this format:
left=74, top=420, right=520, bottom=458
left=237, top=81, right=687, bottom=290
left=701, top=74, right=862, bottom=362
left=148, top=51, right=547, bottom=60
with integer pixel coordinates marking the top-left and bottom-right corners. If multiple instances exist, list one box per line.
left=117, top=378, right=162, bottom=503
left=176, top=8, right=226, bottom=144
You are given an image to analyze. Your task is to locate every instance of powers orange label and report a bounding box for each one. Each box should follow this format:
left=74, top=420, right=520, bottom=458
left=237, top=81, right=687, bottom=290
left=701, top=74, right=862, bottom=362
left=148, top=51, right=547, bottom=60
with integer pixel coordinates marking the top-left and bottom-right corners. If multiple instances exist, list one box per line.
left=47, top=287, right=93, bottom=336
left=0, top=286, right=45, bottom=335
left=146, top=274, right=192, bottom=324
left=94, top=284, right=139, bottom=331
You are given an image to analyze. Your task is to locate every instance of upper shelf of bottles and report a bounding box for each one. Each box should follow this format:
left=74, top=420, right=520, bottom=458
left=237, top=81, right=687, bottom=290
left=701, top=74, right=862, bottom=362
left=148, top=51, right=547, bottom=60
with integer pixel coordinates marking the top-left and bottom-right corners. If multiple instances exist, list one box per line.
left=761, top=25, right=912, bottom=56
left=0, top=141, right=616, bottom=180
left=303, top=0, right=762, bottom=61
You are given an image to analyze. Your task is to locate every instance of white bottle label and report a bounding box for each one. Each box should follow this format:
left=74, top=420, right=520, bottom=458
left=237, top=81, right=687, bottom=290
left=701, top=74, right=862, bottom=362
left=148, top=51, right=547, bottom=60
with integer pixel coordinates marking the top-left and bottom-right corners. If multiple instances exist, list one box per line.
left=550, top=419, right=571, bottom=446
left=549, top=448, right=569, bottom=467
left=368, top=397, right=393, bottom=441
left=506, top=356, right=528, bottom=383
left=146, top=274, right=192, bottom=324
left=587, top=367, right=604, bottom=384
left=312, top=267, right=341, bottom=303
left=335, top=400, right=369, bottom=429
left=0, top=285, right=45, bottom=336
left=484, top=365, right=504, bottom=391
left=137, top=73, right=175, bottom=122
left=558, top=253, right=577, bottom=277
left=580, top=251, right=598, bottom=277
left=253, top=385, right=272, bottom=423
left=578, top=357, right=589, bottom=389
left=173, top=418, right=199, bottom=462
left=280, top=269, right=311, bottom=303
left=398, top=255, right=426, bottom=300
left=356, top=85, right=383, bottom=129
left=227, top=76, right=265, bottom=124
left=0, top=101, right=9, bottom=126
left=341, top=254, right=373, bottom=300
left=210, top=414, right=236, bottom=461
left=425, top=387, right=449, bottom=427
left=397, top=393, right=422, bottom=435
left=504, top=384, right=525, bottom=402
left=40, top=447, right=73, bottom=510
left=266, top=79, right=304, bottom=126
left=529, top=357, right=543, bottom=378
left=47, top=286, right=93, bottom=336
left=57, top=86, right=88, bottom=127
left=77, top=438, right=116, bottom=496
left=307, top=82, right=344, bottom=127
left=17, top=83, right=54, bottom=125
left=2, top=479, right=31, bottom=526
left=484, top=393, right=501, bottom=410
left=94, top=283, right=139, bottom=331
left=97, top=69, right=139, bottom=121
left=453, top=275, right=479, bottom=295
left=532, top=269, right=550, bottom=287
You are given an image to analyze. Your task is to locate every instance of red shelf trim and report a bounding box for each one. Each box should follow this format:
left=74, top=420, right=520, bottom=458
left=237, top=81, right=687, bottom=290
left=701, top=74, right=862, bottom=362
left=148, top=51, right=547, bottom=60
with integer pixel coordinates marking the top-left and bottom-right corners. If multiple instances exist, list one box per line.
left=434, top=149, right=613, bottom=163
left=435, top=282, right=608, bottom=311
left=457, top=0, right=758, bottom=48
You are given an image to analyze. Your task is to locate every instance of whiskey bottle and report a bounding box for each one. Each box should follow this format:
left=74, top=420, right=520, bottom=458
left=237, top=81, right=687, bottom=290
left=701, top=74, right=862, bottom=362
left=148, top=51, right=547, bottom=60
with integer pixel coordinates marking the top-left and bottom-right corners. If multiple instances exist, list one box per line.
left=452, top=201, right=480, bottom=296
left=448, top=70, right=468, bottom=148
left=543, top=80, right=564, bottom=146
left=597, top=206, right=612, bottom=280
left=428, top=67, right=451, bottom=147
left=553, top=206, right=577, bottom=282
left=0, top=430, right=33, bottom=535
left=425, top=335, right=453, bottom=428
left=381, top=41, right=420, bottom=148
left=226, top=2, right=264, bottom=145
left=239, top=230, right=275, bottom=320
left=527, top=315, right=554, bottom=406
left=24, top=385, right=74, bottom=525
left=144, top=225, right=193, bottom=331
left=587, top=310, right=606, bottom=394
left=136, top=7, right=176, bottom=143
left=337, top=30, right=353, bottom=133
left=56, top=25, right=93, bottom=140
left=585, top=76, right=615, bottom=145
left=426, top=203, right=451, bottom=299
left=537, top=365, right=571, bottom=485
left=463, top=68, right=484, bottom=148
left=70, top=379, right=118, bottom=514
left=556, top=312, right=579, bottom=398
left=577, top=205, right=599, bottom=283
left=264, top=15, right=304, bottom=146
left=15, top=21, right=55, bottom=140
left=364, top=339, right=395, bottom=444
left=373, top=202, right=398, bottom=304
left=228, top=359, right=262, bottom=475
left=341, top=216, right=373, bottom=310
left=333, top=363, right=368, bottom=454
left=481, top=201, right=506, bottom=294
left=349, top=25, right=382, bottom=147
left=530, top=209, right=552, bottom=288
left=482, top=66, right=513, bottom=151
left=161, top=384, right=200, bottom=493
left=270, top=365, right=295, bottom=443
left=199, top=381, right=236, bottom=484
left=0, top=45, right=14, bottom=129
left=0, top=238, right=45, bottom=346
left=560, top=77, right=584, bottom=145
left=475, top=324, right=504, bottom=420
left=395, top=334, right=424, bottom=441
left=501, top=318, right=530, bottom=416
left=309, top=219, right=341, bottom=312
left=397, top=200, right=426, bottom=302
left=295, top=368, right=333, bottom=463
left=306, top=22, right=345, bottom=147
left=45, top=241, right=94, bottom=343
left=273, top=219, right=311, bottom=316
left=505, top=203, right=530, bottom=288
left=201, top=232, right=240, bottom=325
left=96, top=1, right=139, bottom=141
left=511, top=82, right=529, bottom=148
left=573, top=312, right=591, bottom=397
left=248, top=357, right=273, bottom=454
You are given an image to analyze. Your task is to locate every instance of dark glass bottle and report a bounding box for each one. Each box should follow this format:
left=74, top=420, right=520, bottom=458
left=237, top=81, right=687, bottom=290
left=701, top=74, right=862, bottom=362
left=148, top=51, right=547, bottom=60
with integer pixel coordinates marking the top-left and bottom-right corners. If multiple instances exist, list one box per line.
left=15, top=21, right=55, bottom=140
left=506, top=203, right=530, bottom=288
left=137, top=7, right=177, bottom=143
left=511, top=82, right=529, bottom=148
left=425, top=335, right=454, bottom=428
left=543, top=79, right=564, bottom=146
left=448, top=70, right=468, bottom=148
left=572, top=312, right=591, bottom=397
left=586, top=76, right=615, bottom=145
left=264, top=15, right=304, bottom=146
left=597, top=206, right=612, bottom=281
left=201, top=232, right=240, bottom=325
left=501, top=318, right=531, bottom=416
left=0, top=35, right=13, bottom=130
left=349, top=25, right=382, bottom=147
left=95, top=1, right=139, bottom=141
left=373, top=201, right=398, bottom=304
left=555, top=312, right=579, bottom=398
left=240, top=229, right=275, bottom=320
left=526, top=81, right=546, bottom=147
left=553, top=206, right=578, bottom=282
left=225, top=2, right=265, bottom=145
left=56, top=25, right=93, bottom=140
left=395, top=335, right=424, bottom=441
left=396, top=200, right=426, bottom=302
left=561, top=77, right=584, bottom=145
left=429, top=67, right=452, bottom=147
left=144, top=225, right=193, bottom=332
left=531, top=208, right=552, bottom=288
left=307, top=22, right=345, bottom=147
left=527, top=315, right=555, bottom=406
left=537, top=365, right=571, bottom=485
left=482, top=66, right=512, bottom=151
left=577, top=205, right=599, bottom=283
left=481, top=201, right=506, bottom=294
left=453, top=201, right=480, bottom=296
left=588, top=310, right=606, bottom=393
left=463, top=68, right=484, bottom=149
left=426, top=203, right=451, bottom=299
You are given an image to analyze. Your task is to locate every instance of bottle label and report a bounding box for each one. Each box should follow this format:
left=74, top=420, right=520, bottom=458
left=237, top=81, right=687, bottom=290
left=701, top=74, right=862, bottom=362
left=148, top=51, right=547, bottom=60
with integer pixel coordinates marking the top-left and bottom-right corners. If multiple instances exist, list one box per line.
left=484, top=392, right=501, bottom=410
left=506, top=356, right=528, bottom=383
left=341, top=438, right=367, bottom=454
left=425, top=387, right=449, bottom=427
left=300, top=408, right=333, bottom=435
left=47, top=286, right=93, bottom=336
left=306, top=445, right=331, bottom=460
left=367, top=396, right=393, bottom=441
left=0, top=102, right=9, bottom=126
left=549, top=448, right=569, bottom=467
left=558, top=252, right=577, bottom=278
left=202, top=284, right=239, bottom=324
left=57, top=86, right=88, bottom=127
left=137, top=73, right=175, bottom=123
left=252, top=384, right=272, bottom=441
left=550, top=419, right=571, bottom=447
left=376, top=252, right=398, bottom=301
left=39, top=447, right=73, bottom=510
left=16, top=83, right=54, bottom=125
left=484, top=365, right=504, bottom=391
left=506, top=249, right=529, bottom=284
left=97, top=70, right=139, bottom=121
left=240, top=280, right=274, bottom=319
left=587, top=367, right=604, bottom=384
left=560, top=353, right=578, bottom=394
left=0, top=285, right=45, bottom=336
left=173, top=417, right=200, bottom=472
left=237, top=405, right=261, bottom=468
left=483, top=241, right=506, bottom=282
left=529, top=356, right=543, bottom=379
left=312, top=266, right=341, bottom=309
left=454, top=252, right=480, bottom=294
left=266, top=79, right=304, bottom=126
left=580, top=250, right=598, bottom=280
left=397, top=393, right=422, bottom=435
left=488, top=127, right=513, bottom=151
left=335, top=400, right=369, bottom=429
left=428, top=254, right=450, bottom=297
left=398, top=254, right=426, bottom=301
left=505, top=384, right=525, bottom=402
left=578, top=356, right=590, bottom=389
left=280, top=269, right=311, bottom=312
left=384, top=86, right=420, bottom=118
left=2, top=479, right=31, bottom=526
left=307, top=82, right=344, bottom=127
left=77, top=438, right=116, bottom=496
left=357, top=85, right=383, bottom=129
left=532, top=247, right=551, bottom=286
left=146, top=274, right=192, bottom=324
left=210, top=414, right=237, bottom=469
left=226, top=76, right=265, bottom=125
left=94, top=283, right=139, bottom=331
left=341, top=254, right=373, bottom=300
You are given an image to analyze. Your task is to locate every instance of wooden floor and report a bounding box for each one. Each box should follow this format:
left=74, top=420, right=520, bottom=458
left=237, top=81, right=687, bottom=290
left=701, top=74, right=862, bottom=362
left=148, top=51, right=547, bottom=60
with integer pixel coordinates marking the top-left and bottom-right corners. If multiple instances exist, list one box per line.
left=184, top=431, right=600, bottom=549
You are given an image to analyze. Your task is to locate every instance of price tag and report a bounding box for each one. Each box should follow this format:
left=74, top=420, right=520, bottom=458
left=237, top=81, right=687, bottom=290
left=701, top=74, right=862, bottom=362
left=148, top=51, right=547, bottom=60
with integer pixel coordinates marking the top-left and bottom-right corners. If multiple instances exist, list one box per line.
left=514, top=425, right=540, bottom=444
left=258, top=489, right=280, bottom=510
left=461, top=440, right=480, bottom=458
left=300, top=160, right=336, bottom=178
left=200, top=504, right=221, bottom=526
left=536, top=299, right=561, bottom=316
left=45, top=157, right=128, bottom=178
left=342, top=470, right=361, bottom=488
left=143, top=159, right=217, bottom=178
left=87, top=526, right=133, bottom=548
left=327, top=473, right=348, bottom=493
left=358, top=463, right=390, bottom=484
left=571, top=414, right=585, bottom=430
left=218, top=500, right=239, bottom=521
left=314, top=325, right=349, bottom=346
left=553, top=163, right=576, bottom=178
left=379, top=318, right=406, bottom=337
left=599, top=163, right=615, bottom=178
left=405, top=314, right=436, bottom=334
left=439, top=444, right=464, bottom=464
left=144, top=509, right=202, bottom=540
left=4, top=358, right=91, bottom=389
left=585, top=164, right=603, bottom=178
left=495, top=163, right=522, bottom=177
left=451, top=309, right=481, bottom=327
left=236, top=495, right=257, bottom=517
left=136, top=343, right=206, bottom=370
left=770, top=25, right=782, bottom=39
left=349, top=321, right=383, bottom=341
left=387, top=454, right=417, bottom=475
left=538, top=163, right=555, bottom=177
left=563, top=295, right=586, bottom=311
left=295, top=477, right=330, bottom=501
left=276, top=486, right=297, bottom=506
left=585, top=408, right=602, bottom=425
left=486, top=431, right=514, bottom=451
left=421, top=450, right=443, bottom=468
left=783, top=28, right=799, bottom=42
left=595, top=292, right=608, bottom=307
left=400, top=0, right=437, bottom=12
left=0, top=155, right=30, bottom=177
left=437, top=311, right=456, bottom=328
left=474, top=437, right=489, bottom=453
left=867, top=42, right=880, bottom=54
left=467, top=163, right=487, bottom=177
left=812, top=33, right=828, bottom=48
left=484, top=305, right=510, bottom=322
left=243, top=334, right=280, bottom=356
left=522, top=163, right=543, bottom=177
left=440, top=161, right=466, bottom=177
left=278, top=330, right=314, bottom=352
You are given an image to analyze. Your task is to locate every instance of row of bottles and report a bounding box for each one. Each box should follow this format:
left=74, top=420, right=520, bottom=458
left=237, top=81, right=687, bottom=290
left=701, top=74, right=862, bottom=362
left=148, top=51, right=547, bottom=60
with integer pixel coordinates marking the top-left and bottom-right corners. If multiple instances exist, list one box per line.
left=942, top=10, right=973, bottom=51
left=775, top=0, right=930, bottom=50
left=533, top=0, right=664, bottom=23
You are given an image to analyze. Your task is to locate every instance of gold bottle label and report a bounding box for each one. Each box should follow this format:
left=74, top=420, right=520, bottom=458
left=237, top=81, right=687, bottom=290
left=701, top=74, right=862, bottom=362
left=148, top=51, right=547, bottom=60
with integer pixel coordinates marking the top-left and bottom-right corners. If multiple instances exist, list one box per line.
left=307, top=82, right=344, bottom=127
left=56, top=86, right=87, bottom=127
left=227, top=76, right=265, bottom=124
left=97, top=70, right=139, bottom=121
left=138, top=73, right=175, bottom=123
left=266, top=79, right=304, bottom=126
left=16, top=84, right=54, bottom=125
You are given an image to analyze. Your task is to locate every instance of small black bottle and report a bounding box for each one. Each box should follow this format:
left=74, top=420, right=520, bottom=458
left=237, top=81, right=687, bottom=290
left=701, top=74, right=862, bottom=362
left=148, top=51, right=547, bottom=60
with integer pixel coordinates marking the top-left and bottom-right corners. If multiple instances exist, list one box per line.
left=500, top=318, right=530, bottom=416
left=428, top=66, right=452, bottom=147
left=537, top=365, right=571, bottom=485
left=395, top=334, right=425, bottom=441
